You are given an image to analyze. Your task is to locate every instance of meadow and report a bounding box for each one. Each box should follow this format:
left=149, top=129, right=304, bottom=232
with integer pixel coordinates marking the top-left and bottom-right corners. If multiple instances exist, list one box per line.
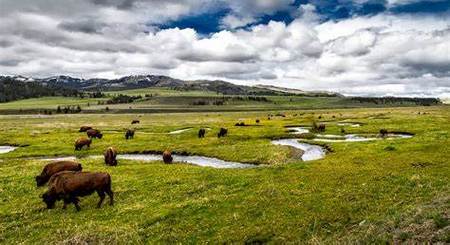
left=0, top=106, right=449, bottom=243
left=0, top=88, right=433, bottom=114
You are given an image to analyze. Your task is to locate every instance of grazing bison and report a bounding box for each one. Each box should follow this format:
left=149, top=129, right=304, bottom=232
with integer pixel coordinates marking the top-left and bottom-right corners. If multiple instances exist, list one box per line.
left=235, top=122, right=245, bottom=126
left=131, top=120, right=140, bottom=124
left=75, top=137, right=92, bottom=150
left=312, top=122, right=326, bottom=132
left=125, top=129, right=135, bottom=140
left=79, top=126, right=92, bottom=132
left=218, top=128, right=228, bottom=138
left=380, top=129, right=388, bottom=137
left=317, top=124, right=326, bottom=132
left=104, top=147, right=117, bottom=166
left=87, top=129, right=103, bottom=139
left=162, top=150, right=173, bottom=164
left=42, top=171, right=113, bottom=211
left=198, top=128, right=206, bottom=138
left=35, top=161, right=82, bottom=187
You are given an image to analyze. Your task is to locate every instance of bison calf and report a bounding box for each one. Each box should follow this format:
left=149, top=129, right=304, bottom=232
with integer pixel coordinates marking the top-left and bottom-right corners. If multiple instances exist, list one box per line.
left=79, top=126, right=92, bottom=132
left=75, top=137, right=92, bottom=150
left=198, top=128, right=206, bottom=138
left=125, top=129, right=135, bottom=140
left=163, top=150, right=173, bottom=164
left=42, top=171, right=113, bottom=211
left=35, top=161, right=82, bottom=187
left=87, top=129, right=103, bottom=139
left=104, top=147, right=118, bottom=166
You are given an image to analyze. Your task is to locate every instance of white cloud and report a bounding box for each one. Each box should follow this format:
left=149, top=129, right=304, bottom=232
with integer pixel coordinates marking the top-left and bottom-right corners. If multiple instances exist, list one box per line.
left=0, top=1, right=449, bottom=97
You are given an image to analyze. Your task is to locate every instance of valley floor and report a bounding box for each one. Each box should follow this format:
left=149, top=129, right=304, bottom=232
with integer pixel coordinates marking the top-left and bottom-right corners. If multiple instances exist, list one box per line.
left=0, top=106, right=449, bottom=243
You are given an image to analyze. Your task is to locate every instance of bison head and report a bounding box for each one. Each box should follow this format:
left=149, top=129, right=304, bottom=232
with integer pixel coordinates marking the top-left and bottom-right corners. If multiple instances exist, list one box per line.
left=97, top=133, right=103, bottom=139
left=35, top=175, right=46, bottom=187
left=41, top=192, right=56, bottom=209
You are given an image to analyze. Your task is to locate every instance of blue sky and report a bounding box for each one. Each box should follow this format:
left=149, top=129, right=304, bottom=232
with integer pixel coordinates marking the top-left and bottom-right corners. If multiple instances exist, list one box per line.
left=161, top=0, right=450, bottom=34
left=0, top=0, right=449, bottom=97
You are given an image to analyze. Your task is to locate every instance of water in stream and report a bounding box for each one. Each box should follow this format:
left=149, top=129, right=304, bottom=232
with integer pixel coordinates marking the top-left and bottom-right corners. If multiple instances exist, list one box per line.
left=0, top=146, right=17, bottom=154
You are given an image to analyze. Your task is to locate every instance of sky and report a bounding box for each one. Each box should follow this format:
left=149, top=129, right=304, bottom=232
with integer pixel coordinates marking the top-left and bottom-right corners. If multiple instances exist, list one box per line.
left=0, top=0, right=449, bottom=97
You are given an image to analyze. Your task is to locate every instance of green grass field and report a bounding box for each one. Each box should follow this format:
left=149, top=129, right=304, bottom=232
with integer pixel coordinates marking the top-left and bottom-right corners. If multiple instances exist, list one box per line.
left=0, top=93, right=430, bottom=114
left=0, top=106, right=449, bottom=243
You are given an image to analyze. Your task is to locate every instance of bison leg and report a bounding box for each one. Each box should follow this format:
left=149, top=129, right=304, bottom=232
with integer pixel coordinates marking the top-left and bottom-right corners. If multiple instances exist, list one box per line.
left=63, top=199, right=70, bottom=209
left=71, top=197, right=81, bottom=211
left=106, top=189, right=114, bottom=206
left=97, top=190, right=105, bottom=208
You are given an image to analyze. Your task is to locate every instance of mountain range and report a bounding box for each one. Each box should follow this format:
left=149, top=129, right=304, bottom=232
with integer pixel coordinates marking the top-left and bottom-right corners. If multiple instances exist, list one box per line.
left=2, top=75, right=342, bottom=97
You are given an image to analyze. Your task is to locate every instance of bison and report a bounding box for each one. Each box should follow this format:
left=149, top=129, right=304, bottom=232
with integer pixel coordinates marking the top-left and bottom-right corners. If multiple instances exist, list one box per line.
left=35, top=161, right=82, bottom=187
left=131, top=120, right=140, bottom=124
left=380, top=129, right=388, bottom=137
left=218, top=128, right=228, bottom=138
left=75, top=137, right=92, bottom=150
left=162, top=150, right=173, bottom=164
left=125, top=129, right=135, bottom=140
left=42, top=171, right=113, bottom=211
left=79, top=126, right=92, bottom=132
left=104, top=147, right=117, bottom=166
left=256, top=119, right=260, bottom=124
left=198, top=128, right=206, bottom=138
left=87, top=129, right=103, bottom=139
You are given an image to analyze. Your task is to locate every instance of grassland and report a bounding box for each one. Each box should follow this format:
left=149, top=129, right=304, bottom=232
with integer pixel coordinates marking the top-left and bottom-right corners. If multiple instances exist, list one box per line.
left=0, top=106, right=449, bottom=243
left=0, top=91, right=431, bottom=114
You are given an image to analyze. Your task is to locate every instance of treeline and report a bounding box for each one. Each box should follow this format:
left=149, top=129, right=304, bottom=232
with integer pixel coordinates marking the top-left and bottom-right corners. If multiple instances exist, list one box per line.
left=350, top=97, right=441, bottom=106
left=0, top=77, right=81, bottom=103
left=0, top=77, right=109, bottom=103
left=191, top=96, right=271, bottom=106
left=105, top=94, right=143, bottom=104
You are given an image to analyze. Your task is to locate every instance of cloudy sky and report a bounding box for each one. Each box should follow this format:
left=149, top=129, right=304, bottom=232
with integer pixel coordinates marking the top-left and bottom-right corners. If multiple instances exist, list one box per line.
left=0, top=0, right=449, bottom=97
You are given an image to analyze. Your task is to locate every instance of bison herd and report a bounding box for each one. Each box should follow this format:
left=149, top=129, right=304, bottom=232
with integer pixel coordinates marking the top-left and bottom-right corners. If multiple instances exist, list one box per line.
left=35, top=121, right=234, bottom=211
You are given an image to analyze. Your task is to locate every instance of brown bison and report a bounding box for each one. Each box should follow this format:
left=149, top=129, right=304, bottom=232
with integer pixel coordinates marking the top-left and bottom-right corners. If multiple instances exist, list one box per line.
left=75, top=137, right=92, bottom=150
left=79, top=126, right=92, bottom=132
left=131, top=120, right=140, bottom=124
left=218, top=128, right=228, bottom=138
left=125, top=129, right=135, bottom=140
left=86, top=129, right=103, bottom=139
left=42, top=171, right=113, bottom=211
left=104, top=147, right=117, bottom=166
left=198, top=128, right=206, bottom=138
left=162, top=150, right=173, bottom=164
left=256, top=119, right=260, bottom=124
left=35, top=161, right=82, bottom=187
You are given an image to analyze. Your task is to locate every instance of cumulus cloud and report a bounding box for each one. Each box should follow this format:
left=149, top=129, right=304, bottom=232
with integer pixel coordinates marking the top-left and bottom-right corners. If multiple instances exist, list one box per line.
left=0, top=0, right=449, bottom=97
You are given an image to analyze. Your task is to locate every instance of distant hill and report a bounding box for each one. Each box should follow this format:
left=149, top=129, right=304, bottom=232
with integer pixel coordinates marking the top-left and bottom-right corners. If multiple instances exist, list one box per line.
left=255, top=84, right=342, bottom=97
left=10, top=75, right=341, bottom=96
left=0, top=76, right=80, bottom=103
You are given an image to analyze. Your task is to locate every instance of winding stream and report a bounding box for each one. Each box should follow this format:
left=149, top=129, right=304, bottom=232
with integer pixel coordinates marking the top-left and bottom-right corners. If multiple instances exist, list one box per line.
left=271, top=139, right=326, bottom=161
left=0, top=146, right=17, bottom=154
left=168, top=128, right=192, bottom=134
left=118, top=154, right=256, bottom=169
